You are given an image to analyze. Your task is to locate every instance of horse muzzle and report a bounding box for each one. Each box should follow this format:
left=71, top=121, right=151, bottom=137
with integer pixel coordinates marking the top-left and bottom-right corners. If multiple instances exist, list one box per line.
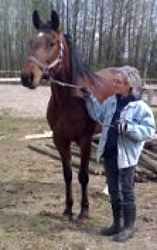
left=21, top=73, right=36, bottom=89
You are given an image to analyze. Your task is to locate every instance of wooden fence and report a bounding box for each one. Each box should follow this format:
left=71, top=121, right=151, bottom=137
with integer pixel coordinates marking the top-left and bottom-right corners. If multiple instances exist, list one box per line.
left=0, top=70, right=20, bottom=83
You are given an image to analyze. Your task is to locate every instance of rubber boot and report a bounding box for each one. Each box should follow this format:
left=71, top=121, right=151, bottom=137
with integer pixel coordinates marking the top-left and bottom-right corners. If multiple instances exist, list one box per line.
left=113, top=205, right=136, bottom=242
left=101, top=204, right=123, bottom=236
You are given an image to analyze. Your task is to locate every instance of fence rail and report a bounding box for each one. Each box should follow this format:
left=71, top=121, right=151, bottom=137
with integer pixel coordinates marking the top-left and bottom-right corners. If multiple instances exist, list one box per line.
left=0, top=70, right=21, bottom=78
left=0, top=77, right=20, bottom=83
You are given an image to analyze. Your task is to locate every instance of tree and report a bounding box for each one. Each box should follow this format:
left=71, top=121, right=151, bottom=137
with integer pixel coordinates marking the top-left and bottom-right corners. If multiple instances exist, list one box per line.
left=1, top=0, right=157, bottom=78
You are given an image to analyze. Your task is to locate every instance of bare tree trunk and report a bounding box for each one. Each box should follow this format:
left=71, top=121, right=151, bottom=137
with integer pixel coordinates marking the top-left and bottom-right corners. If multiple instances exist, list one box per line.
left=106, top=0, right=117, bottom=66
left=72, top=0, right=80, bottom=48
left=66, top=0, right=70, bottom=33
left=89, top=0, right=99, bottom=64
left=127, top=0, right=134, bottom=65
left=135, top=1, right=146, bottom=69
left=82, top=0, right=88, bottom=58
left=114, top=0, right=125, bottom=66
left=97, top=0, right=104, bottom=65
left=143, top=0, right=156, bottom=78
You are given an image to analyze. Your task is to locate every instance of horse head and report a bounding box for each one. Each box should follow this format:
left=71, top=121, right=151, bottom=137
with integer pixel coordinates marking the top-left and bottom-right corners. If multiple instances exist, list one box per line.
left=21, top=10, right=68, bottom=89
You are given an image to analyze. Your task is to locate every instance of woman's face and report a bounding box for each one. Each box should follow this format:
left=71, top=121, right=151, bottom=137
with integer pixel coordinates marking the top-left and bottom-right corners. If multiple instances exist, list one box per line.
left=113, top=73, right=131, bottom=96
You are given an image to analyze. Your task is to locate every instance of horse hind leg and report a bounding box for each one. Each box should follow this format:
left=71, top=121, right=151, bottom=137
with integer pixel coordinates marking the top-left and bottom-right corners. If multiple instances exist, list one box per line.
left=78, top=138, right=91, bottom=221
left=55, top=140, right=73, bottom=219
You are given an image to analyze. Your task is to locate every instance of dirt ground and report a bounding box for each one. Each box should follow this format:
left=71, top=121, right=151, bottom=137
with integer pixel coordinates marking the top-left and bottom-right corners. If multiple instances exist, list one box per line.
left=0, top=84, right=157, bottom=250
left=0, top=84, right=50, bottom=118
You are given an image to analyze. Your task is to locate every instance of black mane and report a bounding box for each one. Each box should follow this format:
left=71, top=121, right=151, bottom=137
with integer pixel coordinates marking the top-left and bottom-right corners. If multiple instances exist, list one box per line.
left=64, top=34, right=98, bottom=84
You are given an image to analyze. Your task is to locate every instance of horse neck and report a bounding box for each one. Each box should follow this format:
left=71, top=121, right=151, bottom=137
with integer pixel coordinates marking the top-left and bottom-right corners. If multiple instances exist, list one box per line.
left=82, top=71, right=115, bottom=102
left=50, top=48, right=73, bottom=106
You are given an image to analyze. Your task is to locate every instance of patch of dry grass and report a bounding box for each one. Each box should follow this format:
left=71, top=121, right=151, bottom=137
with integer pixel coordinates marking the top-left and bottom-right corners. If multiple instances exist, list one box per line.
left=0, top=111, right=157, bottom=250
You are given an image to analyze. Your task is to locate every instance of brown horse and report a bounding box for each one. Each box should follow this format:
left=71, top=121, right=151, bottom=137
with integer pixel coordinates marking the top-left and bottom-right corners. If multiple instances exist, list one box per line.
left=21, top=10, right=115, bottom=221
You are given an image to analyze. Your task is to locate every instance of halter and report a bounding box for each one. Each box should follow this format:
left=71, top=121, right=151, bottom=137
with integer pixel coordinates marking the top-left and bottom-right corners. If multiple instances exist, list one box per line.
left=28, top=34, right=84, bottom=90
left=28, top=34, right=64, bottom=77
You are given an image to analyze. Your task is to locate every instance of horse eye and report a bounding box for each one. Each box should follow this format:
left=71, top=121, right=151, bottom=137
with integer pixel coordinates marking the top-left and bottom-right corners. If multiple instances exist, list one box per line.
left=49, top=42, right=54, bottom=47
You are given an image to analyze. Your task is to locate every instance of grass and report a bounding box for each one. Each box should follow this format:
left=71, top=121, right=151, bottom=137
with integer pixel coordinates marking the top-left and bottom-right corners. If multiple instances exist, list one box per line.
left=0, top=110, right=157, bottom=250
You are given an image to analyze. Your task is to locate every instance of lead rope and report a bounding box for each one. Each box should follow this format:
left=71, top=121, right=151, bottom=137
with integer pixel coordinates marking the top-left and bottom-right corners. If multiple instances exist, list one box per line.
left=48, top=76, right=84, bottom=90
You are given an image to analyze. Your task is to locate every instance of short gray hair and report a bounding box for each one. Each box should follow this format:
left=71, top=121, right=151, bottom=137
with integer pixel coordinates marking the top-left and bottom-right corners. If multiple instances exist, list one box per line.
left=117, top=65, right=143, bottom=98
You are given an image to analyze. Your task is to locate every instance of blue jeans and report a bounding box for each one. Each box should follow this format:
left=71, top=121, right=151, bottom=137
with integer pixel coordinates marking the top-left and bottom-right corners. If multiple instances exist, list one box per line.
left=104, top=155, right=135, bottom=207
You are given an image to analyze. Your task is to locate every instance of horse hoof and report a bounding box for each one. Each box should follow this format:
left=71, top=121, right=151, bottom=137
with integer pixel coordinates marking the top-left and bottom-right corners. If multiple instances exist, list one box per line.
left=76, top=216, right=88, bottom=224
left=63, top=209, right=73, bottom=221
left=76, top=212, right=89, bottom=224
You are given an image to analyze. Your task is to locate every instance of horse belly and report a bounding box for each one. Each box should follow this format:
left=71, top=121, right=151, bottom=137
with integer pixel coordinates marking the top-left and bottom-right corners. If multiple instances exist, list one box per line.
left=57, top=109, right=90, bottom=140
left=47, top=98, right=95, bottom=141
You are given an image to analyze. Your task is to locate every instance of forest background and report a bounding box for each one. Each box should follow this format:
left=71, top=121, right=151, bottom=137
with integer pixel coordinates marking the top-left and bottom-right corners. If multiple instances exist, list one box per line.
left=0, top=0, right=157, bottom=78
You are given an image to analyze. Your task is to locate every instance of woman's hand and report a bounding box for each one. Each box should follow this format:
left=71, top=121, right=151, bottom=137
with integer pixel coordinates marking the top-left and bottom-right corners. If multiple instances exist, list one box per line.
left=80, top=87, right=90, bottom=98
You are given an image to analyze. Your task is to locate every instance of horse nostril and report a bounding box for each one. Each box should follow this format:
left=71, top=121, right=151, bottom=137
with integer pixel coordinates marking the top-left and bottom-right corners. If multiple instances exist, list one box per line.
left=21, top=73, right=33, bottom=88
left=30, top=73, right=34, bottom=82
left=21, top=74, right=28, bottom=85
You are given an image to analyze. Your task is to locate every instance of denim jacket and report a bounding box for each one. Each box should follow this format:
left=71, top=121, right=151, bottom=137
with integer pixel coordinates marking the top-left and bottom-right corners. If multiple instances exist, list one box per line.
left=86, top=95, right=156, bottom=168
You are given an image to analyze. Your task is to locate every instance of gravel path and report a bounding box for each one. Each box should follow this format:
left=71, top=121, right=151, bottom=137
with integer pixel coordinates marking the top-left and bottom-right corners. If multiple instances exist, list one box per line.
left=0, top=84, right=51, bottom=118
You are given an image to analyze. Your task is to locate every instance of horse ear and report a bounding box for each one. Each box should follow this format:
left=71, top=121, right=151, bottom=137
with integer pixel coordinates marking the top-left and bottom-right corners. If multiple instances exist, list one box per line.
left=51, top=10, right=60, bottom=31
left=32, top=10, right=42, bottom=30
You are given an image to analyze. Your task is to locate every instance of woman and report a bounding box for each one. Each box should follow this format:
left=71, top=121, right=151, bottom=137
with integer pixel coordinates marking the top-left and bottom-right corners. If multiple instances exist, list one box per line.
left=83, top=66, right=156, bottom=242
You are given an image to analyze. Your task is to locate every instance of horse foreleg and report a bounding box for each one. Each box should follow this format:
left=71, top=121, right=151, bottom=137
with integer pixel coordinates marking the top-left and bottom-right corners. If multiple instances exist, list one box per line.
left=63, top=161, right=73, bottom=219
left=55, top=140, right=73, bottom=219
left=78, top=139, right=91, bottom=221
